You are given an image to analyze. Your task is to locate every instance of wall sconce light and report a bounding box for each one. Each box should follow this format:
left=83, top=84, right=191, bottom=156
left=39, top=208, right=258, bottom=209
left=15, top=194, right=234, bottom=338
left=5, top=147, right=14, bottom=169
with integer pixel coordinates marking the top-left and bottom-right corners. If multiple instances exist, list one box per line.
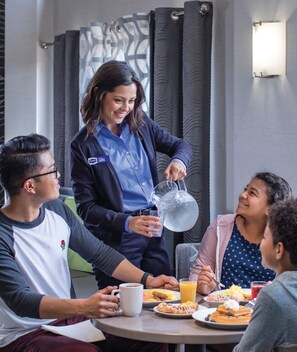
left=253, top=21, right=286, bottom=78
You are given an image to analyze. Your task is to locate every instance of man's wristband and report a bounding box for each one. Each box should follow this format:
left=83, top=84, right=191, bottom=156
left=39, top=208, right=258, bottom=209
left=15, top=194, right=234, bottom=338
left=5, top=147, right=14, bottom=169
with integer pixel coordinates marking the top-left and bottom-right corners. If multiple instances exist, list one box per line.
left=140, top=272, right=153, bottom=288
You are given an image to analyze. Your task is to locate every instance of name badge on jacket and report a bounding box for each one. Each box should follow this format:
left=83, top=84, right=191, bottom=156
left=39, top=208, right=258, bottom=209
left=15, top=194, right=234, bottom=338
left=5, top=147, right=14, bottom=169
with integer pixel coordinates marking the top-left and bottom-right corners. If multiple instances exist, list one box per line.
left=88, top=156, right=110, bottom=165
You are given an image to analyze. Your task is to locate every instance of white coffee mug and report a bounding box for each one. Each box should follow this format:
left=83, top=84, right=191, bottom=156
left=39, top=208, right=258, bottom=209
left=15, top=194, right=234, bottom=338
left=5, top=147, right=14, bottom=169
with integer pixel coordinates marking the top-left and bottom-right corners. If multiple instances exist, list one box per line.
left=112, top=283, right=143, bottom=317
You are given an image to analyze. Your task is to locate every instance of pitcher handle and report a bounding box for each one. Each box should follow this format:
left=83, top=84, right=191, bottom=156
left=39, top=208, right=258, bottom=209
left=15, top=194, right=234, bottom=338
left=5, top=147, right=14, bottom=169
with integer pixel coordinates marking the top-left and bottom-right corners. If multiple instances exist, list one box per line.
left=177, top=178, right=187, bottom=192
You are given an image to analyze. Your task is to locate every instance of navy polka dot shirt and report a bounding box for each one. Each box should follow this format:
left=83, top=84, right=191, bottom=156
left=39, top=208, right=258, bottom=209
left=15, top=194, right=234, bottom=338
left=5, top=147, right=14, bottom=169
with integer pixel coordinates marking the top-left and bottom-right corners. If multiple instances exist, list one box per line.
left=220, top=223, right=275, bottom=288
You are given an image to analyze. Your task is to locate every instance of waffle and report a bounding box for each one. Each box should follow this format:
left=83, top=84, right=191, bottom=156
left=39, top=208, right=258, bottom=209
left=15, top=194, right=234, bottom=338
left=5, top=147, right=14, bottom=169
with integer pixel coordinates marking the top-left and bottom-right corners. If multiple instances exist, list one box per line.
left=207, top=304, right=252, bottom=324
left=217, top=304, right=251, bottom=317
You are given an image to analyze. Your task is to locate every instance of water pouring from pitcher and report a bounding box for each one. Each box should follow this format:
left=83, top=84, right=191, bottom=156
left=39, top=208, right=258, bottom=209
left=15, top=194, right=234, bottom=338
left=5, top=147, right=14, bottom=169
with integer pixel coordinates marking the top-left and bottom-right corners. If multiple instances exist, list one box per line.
left=150, top=179, right=199, bottom=232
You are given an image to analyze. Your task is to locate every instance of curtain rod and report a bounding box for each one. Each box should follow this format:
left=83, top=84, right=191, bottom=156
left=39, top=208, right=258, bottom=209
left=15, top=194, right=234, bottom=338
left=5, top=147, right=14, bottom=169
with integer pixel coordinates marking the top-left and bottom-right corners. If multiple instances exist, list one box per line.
left=171, top=3, right=210, bottom=20
left=41, top=3, right=211, bottom=44
left=40, top=41, right=55, bottom=50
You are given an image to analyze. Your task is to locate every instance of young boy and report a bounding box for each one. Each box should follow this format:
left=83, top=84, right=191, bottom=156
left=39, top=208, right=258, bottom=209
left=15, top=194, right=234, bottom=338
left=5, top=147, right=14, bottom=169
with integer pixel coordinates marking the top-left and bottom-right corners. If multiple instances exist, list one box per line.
left=0, top=134, right=177, bottom=352
left=233, top=197, right=297, bottom=352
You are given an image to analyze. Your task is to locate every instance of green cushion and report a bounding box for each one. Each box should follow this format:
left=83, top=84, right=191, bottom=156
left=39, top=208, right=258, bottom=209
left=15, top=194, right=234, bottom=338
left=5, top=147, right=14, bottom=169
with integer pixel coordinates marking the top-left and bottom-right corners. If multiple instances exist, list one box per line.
left=67, top=248, right=93, bottom=273
left=64, top=196, right=93, bottom=273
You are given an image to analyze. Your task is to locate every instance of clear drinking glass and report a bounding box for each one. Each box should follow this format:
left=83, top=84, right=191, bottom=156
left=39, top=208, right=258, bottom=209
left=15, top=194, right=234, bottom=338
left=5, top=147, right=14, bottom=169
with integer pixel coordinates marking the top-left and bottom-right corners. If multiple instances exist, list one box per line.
left=179, top=278, right=197, bottom=303
left=149, top=209, right=164, bottom=237
left=250, top=281, right=267, bottom=299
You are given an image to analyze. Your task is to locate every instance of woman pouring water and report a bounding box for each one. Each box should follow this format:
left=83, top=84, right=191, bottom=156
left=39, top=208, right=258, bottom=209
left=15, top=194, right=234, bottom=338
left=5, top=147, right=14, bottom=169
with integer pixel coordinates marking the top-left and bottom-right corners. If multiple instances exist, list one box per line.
left=70, top=60, right=192, bottom=289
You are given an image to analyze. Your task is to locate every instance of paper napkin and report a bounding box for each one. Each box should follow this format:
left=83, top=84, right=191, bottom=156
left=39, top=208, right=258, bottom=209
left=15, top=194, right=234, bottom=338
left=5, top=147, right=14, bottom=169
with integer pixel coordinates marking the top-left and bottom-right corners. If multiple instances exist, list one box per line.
left=41, top=319, right=105, bottom=342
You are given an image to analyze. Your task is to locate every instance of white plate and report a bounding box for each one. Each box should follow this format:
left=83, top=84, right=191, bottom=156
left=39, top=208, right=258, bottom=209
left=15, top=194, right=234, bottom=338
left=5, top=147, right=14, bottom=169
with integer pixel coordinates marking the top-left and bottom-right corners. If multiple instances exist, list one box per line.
left=153, top=304, right=207, bottom=319
left=203, top=288, right=251, bottom=308
left=143, top=289, right=180, bottom=308
left=192, top=308, right=249, bottom=330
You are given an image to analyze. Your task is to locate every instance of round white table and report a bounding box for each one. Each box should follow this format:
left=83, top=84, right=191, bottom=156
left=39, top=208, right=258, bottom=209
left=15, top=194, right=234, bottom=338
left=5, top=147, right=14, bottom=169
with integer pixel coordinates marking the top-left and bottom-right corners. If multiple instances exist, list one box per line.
left=92, top=309, right=245, bottom=352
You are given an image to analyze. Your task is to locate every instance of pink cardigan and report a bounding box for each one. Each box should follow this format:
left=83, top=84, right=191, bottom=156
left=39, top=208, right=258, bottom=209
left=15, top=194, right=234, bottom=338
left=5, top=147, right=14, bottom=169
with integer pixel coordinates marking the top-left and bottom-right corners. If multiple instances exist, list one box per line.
left=189, top=214, right=236, bottom=287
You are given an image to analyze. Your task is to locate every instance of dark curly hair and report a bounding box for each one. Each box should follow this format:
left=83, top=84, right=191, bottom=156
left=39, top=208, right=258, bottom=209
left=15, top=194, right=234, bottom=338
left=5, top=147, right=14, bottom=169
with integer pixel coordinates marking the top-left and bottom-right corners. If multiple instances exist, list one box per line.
left=80, top=60, right=146, bottom=136
left=268, top=197, right=297, bottom=266
left=253, top=172, right=292, bottom=205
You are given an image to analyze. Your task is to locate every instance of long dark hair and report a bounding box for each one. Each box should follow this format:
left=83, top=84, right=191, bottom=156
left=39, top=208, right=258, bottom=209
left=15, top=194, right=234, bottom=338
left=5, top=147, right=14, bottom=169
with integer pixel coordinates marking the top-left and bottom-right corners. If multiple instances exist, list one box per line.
left=81, top=60, right=146, bottom=136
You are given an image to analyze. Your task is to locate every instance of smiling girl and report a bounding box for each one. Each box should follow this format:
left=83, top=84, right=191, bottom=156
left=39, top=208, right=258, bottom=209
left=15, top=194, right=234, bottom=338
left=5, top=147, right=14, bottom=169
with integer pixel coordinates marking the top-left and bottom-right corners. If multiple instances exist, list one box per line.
left=189, top=172, right=292, bottom=295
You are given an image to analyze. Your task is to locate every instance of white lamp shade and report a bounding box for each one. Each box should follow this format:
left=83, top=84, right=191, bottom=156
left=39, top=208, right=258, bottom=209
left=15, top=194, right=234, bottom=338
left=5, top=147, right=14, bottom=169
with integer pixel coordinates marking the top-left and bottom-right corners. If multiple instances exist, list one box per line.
left=253, top=21, right=286, bottom=77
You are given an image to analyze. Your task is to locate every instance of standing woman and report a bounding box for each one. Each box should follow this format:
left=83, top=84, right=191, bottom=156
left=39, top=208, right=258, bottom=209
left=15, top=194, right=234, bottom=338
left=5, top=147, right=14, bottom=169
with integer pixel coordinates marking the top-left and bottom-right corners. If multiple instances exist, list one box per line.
left=70, top=60, right=192, bottom=289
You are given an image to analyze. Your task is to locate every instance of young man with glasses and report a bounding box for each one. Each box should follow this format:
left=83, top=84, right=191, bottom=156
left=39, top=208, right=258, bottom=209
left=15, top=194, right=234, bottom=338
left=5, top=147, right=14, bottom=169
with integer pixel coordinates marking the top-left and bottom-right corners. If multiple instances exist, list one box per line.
left=0, top=133, right=176, bottom=352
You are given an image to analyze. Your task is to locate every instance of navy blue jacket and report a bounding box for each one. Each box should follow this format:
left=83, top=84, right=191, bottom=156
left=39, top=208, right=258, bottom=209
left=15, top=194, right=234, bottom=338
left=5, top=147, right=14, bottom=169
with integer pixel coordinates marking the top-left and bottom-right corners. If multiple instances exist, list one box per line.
left=70, top=115, right=192, bottom=249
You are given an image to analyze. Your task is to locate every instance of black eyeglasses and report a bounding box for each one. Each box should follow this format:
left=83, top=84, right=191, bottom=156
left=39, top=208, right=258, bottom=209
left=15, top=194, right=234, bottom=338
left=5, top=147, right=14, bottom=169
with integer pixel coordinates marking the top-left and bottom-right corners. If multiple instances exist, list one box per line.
left=23, top=167, right=59, bottom=183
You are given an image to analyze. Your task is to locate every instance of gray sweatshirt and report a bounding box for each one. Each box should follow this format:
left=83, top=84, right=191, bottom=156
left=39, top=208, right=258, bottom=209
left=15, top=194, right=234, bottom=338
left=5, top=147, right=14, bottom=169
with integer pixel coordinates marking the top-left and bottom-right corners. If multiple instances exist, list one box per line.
left=233, top=271, right=297, bottom=352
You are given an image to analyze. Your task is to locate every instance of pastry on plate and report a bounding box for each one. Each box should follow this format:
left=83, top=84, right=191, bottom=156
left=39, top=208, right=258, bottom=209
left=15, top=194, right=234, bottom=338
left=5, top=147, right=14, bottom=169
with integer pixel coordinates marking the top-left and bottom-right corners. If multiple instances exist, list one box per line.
left=157, top=301, right=198, bottom=314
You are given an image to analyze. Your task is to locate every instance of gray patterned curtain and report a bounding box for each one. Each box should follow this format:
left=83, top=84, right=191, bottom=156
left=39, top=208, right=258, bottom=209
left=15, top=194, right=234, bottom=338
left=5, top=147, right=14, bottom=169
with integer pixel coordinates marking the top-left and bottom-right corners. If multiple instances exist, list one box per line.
left=151, top=1, right=213, bottom=243
left=0, top=0, right=5, bottom=205
left=79, top=13, right=151, bottom=121
left=53, top=31, right=80, bottom=187
left=55, top=2, right=212, bottom=245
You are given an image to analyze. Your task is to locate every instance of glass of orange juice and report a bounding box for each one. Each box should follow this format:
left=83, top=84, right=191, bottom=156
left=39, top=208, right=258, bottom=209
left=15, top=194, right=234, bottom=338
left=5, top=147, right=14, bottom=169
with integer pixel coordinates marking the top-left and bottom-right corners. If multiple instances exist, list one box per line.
left=179, top=278, right=197, bottom=303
